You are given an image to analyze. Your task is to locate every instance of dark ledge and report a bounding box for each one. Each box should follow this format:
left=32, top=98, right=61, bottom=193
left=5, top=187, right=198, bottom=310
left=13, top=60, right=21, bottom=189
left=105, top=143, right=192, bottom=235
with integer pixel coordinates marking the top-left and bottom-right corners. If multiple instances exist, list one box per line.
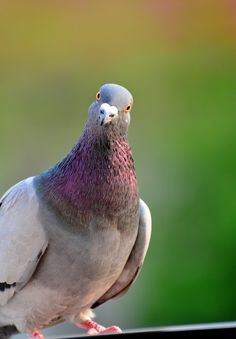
left=46, top=322, right=236, bottom=339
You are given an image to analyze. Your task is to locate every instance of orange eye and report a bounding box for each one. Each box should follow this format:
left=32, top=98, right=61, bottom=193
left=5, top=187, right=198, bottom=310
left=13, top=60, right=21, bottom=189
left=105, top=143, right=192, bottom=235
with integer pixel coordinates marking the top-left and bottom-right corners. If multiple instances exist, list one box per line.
left=96, top=92, right=101, bottom=101
left=124, top=104, right=132, bottom=112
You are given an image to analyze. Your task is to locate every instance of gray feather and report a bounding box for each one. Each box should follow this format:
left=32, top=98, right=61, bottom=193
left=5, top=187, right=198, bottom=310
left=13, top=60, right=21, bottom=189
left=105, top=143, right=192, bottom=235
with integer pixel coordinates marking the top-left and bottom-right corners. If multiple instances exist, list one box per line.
left=0, top=177, right=48, bottom=306
left=92, top=199, right=152, bottom=308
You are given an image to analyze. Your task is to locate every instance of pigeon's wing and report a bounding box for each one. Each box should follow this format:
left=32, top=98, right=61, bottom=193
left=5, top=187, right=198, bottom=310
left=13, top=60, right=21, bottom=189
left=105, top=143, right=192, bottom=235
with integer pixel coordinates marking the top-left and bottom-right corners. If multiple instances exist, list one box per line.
left=92, top=198, right=152, bottom=308
left=0, top=177, right=48, bottom=306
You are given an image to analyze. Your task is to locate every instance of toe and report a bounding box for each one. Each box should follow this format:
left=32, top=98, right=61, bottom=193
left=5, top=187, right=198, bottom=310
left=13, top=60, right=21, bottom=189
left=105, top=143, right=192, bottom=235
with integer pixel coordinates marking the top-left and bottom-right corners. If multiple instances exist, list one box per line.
left=101, top=325, right=122, bottom=334
left=87, top=328, right=99, bottom=335
left=29, top=330, right=45, bottom=339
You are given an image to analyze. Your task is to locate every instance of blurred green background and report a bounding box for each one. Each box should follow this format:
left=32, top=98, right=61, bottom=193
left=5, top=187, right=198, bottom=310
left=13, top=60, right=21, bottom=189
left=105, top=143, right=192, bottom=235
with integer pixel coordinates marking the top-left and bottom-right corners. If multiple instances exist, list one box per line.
left=0, top=0, right=236, bottom=336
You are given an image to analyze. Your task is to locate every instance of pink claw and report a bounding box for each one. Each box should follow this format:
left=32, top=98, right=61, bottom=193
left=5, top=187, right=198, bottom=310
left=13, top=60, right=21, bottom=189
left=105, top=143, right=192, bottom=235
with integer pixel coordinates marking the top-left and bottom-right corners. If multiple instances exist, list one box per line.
left=87, top=328, right=99, bottom=335
left=29, top=330, right=45, bottom=339
left=79, top=319, right=122, bottom=335
left=99, top=325, right=122, bottom=334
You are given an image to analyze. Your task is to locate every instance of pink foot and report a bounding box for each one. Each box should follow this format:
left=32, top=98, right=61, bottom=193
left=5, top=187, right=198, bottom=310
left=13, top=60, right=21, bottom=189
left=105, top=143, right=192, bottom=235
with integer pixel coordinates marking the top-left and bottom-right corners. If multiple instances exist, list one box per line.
left=99, top=326, right=122, bottom=334
left=79, top=319, right=122, bottom=335
left=29, top=330, right=45, bottom=339
left=87, top=328, right=100, bottom=335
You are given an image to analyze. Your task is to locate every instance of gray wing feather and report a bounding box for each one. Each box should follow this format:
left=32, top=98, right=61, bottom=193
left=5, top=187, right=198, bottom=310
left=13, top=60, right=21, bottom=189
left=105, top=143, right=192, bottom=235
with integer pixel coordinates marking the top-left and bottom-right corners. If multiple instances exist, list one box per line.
left=0, top=177, right=48, bottom=306
left=92, top=198, right=151, bottom=308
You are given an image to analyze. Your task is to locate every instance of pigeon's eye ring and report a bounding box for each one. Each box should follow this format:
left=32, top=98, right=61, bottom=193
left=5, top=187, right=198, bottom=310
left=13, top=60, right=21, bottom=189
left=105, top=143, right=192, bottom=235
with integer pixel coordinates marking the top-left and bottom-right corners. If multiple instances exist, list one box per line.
left=96, top=92, right=101, bottom=101
left=124, top=104, right=131, bottom=112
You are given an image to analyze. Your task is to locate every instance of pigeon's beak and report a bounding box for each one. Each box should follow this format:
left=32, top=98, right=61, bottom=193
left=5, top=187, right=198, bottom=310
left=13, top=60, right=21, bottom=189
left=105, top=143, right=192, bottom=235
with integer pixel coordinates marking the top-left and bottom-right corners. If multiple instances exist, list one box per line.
left=99, top=103, right=118, bottom=126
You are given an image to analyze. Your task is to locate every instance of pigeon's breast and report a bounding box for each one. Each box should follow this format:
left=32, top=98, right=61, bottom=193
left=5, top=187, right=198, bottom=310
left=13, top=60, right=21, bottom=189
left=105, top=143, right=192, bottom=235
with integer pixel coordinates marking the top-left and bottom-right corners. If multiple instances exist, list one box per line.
left=15, top=200, right=138, bottom=324
left=36, top=207, right=139, bottom=298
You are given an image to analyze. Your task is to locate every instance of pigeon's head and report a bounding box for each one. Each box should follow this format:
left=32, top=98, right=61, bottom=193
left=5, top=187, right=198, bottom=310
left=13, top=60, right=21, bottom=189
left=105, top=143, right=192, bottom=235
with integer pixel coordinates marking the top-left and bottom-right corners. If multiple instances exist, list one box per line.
left=88, top=84, right=133, bottom=135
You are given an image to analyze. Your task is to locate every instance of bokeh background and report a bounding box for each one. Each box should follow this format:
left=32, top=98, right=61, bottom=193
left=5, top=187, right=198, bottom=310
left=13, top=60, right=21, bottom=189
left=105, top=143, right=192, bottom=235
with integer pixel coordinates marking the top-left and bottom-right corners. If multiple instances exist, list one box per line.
left=0, top=0, right=235, bottom=337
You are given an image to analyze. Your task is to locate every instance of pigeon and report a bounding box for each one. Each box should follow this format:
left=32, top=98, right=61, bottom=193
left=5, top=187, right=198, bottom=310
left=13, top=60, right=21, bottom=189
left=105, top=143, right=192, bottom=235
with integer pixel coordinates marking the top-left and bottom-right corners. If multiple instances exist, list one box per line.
left=0, top=84, right=152, bottom=338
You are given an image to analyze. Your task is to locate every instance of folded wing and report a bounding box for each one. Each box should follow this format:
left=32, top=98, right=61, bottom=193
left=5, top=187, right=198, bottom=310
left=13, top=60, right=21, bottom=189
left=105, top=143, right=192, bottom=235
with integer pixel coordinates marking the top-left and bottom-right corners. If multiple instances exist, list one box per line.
left=0, top=177, right=48, bottom=306
left=92, top=198, right=152, bottom=308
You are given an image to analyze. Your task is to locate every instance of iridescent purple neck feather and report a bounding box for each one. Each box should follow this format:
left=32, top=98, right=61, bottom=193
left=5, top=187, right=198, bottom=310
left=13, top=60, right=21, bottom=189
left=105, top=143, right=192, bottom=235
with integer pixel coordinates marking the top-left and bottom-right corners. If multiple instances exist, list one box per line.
left=35, top=124, right=139, bottom=225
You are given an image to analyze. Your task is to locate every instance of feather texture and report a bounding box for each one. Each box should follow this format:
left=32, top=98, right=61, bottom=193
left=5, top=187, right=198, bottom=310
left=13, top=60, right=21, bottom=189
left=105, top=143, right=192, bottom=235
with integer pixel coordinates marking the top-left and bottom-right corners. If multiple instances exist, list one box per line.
left=0, top=177, right=48, bottom=306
